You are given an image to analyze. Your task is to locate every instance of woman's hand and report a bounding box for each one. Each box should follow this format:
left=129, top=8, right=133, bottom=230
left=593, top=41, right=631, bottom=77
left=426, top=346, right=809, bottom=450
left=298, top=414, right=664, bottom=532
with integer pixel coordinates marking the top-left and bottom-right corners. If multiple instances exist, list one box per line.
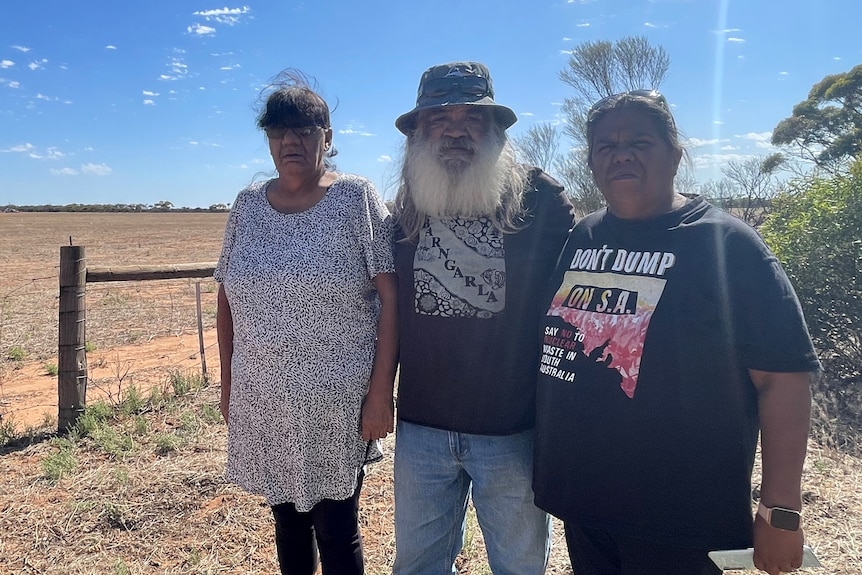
left=361, top=391, right=394, bottom=440
left=217, top=284, right=233, bottom=425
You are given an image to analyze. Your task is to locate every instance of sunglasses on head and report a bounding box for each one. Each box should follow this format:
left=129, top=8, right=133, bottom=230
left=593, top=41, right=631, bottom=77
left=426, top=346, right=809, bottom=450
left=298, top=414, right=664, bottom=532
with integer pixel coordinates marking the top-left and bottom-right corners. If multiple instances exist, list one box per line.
left=589, top=89, right=669, bottom=114
left=419, top=76, right=491, bottom=100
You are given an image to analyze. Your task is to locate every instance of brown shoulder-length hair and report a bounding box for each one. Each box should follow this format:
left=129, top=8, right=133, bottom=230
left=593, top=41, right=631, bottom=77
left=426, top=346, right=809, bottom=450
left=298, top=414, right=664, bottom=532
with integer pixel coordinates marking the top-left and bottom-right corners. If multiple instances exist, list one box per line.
left=255, top=69, right=338, bottom=167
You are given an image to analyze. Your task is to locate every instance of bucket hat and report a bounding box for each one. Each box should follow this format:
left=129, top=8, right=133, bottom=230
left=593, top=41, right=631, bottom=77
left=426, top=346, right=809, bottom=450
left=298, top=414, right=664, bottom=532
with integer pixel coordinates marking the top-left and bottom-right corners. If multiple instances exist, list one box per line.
left=395, top=61, right=517, bottom=135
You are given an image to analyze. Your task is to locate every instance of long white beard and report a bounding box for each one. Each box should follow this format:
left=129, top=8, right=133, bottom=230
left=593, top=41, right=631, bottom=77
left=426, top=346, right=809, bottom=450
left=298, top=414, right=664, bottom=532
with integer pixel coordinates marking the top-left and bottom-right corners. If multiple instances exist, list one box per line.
left=405, top=132, right=515, bottom=218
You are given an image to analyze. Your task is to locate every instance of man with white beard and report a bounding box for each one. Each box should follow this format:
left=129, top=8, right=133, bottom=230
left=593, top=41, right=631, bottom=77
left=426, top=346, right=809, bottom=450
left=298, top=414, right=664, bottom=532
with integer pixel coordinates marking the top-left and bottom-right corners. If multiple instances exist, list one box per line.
left=391, top=61, right=575, bottom=575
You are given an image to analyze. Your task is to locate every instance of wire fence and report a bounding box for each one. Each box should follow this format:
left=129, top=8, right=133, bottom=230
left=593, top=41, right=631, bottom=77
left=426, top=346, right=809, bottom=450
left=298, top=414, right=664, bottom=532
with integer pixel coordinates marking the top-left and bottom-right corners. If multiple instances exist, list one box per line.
left=0, top=274, right=220, bottom=429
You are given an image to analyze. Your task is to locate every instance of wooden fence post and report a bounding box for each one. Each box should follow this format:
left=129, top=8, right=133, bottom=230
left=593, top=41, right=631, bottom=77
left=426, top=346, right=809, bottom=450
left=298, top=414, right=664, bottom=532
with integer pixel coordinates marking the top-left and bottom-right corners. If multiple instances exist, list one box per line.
left=58, top=246, right=88, bottom=432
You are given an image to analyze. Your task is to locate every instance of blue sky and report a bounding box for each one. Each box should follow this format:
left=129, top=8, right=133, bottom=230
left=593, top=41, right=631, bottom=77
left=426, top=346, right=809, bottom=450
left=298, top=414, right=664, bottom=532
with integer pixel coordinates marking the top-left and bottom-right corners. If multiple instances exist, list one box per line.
left=0, top=0, right=859, bottom=208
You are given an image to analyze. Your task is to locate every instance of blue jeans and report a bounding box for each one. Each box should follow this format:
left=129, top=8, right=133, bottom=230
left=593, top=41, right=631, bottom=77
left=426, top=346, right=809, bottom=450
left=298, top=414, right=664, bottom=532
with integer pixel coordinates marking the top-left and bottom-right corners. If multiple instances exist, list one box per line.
left=393, top=420, right=551, bottom=575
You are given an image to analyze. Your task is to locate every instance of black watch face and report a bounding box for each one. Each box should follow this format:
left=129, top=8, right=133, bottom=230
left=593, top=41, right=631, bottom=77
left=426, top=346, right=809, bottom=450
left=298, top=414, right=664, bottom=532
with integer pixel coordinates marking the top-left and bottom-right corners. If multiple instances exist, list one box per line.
left=771, top=508, right=801, bottom=531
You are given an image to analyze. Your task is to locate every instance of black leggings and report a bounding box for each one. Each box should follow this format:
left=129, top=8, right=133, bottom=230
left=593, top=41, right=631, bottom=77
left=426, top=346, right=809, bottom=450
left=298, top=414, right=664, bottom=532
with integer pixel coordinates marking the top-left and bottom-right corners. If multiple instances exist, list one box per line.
left=270, top=471, right=365, bottom=575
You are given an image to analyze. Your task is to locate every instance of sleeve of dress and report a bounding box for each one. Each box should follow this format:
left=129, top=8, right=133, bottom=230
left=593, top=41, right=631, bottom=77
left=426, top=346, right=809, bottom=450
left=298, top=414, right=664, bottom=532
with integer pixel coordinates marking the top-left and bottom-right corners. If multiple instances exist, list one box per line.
left=353, top=177, right=395, bottom=278
left=213, top=191, right=244, bottom=283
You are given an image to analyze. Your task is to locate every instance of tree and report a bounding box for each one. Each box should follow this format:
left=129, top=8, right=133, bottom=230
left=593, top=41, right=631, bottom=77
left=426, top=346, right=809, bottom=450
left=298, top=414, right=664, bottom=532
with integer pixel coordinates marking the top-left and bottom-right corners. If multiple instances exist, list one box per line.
left=560, top=36, right=670, bottom=147
left=772, top=64, right=862, bottom=172
left=700, top=154, right=787, bottom=228
left=514, top=123, right=560, bottom=173
left=760, top=161, right=862, bottom=447
left=720, top=153, right=786, bottom=227
left=514, top=125, right=603, bottom=218
left=515, top=36, right=671, bottom=215
left=153, top=200, right=173, bottom=211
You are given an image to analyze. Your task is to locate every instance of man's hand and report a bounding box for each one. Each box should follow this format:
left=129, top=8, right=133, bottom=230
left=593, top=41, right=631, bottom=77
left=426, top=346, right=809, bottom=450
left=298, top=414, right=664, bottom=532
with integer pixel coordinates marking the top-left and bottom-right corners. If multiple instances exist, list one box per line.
left=753, top=514, right=804, bottom=575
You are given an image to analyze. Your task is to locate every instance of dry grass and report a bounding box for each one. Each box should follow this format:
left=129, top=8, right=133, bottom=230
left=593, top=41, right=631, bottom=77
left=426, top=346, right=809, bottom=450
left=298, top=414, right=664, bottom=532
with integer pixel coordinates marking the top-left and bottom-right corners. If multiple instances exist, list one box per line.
left=1, top=212, right=861, bottom=574
left=0, top=383, right=860, bottom=574
left=0, top=383, right=574, bottom=575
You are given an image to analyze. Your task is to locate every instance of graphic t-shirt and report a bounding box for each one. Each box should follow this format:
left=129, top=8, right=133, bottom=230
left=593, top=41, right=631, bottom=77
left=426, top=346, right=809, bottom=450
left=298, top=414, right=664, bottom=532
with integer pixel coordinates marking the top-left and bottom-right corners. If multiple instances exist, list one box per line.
left=413, top=216, right=507, bottom=318
left=395, top=168, right=574, bottom=435
left=533, top=197, right=820, bottom=549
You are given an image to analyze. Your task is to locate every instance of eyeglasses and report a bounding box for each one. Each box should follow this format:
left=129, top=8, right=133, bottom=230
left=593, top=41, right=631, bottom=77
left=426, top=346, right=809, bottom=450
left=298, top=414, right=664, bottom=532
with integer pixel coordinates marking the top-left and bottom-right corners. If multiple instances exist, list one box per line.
left=419, top=76, right=491, bottom=100
left=264, top=125, right=323, bottom=140
left=589, top=90, right=669, bottom=114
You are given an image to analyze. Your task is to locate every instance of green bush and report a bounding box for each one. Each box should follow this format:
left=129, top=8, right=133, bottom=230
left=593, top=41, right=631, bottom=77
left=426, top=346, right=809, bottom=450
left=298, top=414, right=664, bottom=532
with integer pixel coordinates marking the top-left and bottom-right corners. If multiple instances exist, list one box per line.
left=6, top=345, right=25, bottom=361
left=761, top=161, right=862, bottom=448
left=41, top=439, right=77, bottom=482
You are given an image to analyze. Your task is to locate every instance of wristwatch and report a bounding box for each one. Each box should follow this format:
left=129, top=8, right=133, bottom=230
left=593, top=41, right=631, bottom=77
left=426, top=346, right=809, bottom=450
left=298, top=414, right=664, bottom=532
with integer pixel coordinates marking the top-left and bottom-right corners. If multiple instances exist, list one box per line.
left=757, top=502, right=802, bottom=531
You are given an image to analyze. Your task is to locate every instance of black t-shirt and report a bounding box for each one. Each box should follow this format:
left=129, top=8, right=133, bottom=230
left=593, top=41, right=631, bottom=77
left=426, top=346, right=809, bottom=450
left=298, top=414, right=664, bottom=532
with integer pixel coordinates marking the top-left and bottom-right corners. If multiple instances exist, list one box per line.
left=533, top=197, right=820, bottom=549
left=395, top=168, right=574, bottom=435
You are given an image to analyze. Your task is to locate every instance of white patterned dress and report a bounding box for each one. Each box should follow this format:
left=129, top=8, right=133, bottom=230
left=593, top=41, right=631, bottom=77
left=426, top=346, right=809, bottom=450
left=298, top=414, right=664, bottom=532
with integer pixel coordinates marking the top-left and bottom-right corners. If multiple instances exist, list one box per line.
left=214, top=174, right=394, bottom=511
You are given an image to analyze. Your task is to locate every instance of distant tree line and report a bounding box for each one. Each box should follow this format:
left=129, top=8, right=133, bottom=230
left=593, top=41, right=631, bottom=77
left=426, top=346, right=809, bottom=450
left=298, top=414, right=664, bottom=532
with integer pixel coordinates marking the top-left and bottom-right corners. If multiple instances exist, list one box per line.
left=1, top=201, right=230, bottom=213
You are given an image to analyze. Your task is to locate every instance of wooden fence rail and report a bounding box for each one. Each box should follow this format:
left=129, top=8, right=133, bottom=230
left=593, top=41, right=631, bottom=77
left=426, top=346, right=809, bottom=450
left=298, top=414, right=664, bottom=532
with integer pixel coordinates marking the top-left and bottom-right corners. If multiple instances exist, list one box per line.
left=57, top=245, right=217, bottom=431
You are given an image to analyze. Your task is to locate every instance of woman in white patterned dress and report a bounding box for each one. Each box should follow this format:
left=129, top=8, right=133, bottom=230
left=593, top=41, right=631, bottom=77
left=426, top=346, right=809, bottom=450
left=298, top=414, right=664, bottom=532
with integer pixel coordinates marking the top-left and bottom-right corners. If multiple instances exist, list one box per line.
left=215, top=70, right=397, bottom=575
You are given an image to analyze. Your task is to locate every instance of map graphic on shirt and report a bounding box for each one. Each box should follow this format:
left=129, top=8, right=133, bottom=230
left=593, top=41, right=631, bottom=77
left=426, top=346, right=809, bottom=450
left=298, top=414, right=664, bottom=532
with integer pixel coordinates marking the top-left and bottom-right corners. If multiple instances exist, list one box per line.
left=544, top=270, right=667, bottom=398
left=413, top=217, right=506, bottom=319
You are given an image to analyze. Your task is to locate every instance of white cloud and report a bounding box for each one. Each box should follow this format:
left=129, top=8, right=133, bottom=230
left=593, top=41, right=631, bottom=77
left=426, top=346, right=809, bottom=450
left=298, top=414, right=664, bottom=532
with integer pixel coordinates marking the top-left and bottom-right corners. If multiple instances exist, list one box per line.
left=644, top=22, right=659, bottom=28
left=721, top=145, right=737, bottom=151
left=81, top=163, right=112, bottom=176
left=377, top=155, right=392, bottom=163
left=338, top=127, right=375, bottom=137
left=834, top=56, right=842, bottom=61
left=35, top=93, right=57, bottom=101
left=727, top=37, right=745, bottom=43
left=28, top=58, right=48, bottom=70
left=143, top=90, right=159, bottom=96
left=779, top=71, right=789, bottom=76
left=3, top=143, right=35, bottom=153
left=755, top=141, right=777, bottom=149
left=0, top=60, right=13, bottom=68
left=736, top=131, right=771, bottom=142
left=188, top=23, right=216, bottom=36
left=143, top=99, right=155, bottom=105
left=159, top=59, right=189, bottom=81
left=576, top=22, right=590, bottom=27
left=193, top=6, right=251, bottom=25
left=520, top=112, right=534, bottom=117
left=691, top=152, right=754, bottom=168
left=105, top=45, right=117, bottom=50
left=562, top=37, right=572, bottom=42
left=718, top=28, right=741, bottom=33
left=685, top=137, right=723, bottom=148
left=28, top=147, right=65, bottom=160
left=220, top=64, right=241, bottom=70
left=50, top=167, right=78, bottom=176
left=11, top=45, right=30, bottom=52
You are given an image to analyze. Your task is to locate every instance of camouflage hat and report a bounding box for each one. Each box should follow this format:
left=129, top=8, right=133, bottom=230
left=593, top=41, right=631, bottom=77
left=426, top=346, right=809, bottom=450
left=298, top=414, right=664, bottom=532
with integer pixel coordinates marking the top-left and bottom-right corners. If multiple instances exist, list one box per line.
left=395, top=61, right=517, bottom=135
